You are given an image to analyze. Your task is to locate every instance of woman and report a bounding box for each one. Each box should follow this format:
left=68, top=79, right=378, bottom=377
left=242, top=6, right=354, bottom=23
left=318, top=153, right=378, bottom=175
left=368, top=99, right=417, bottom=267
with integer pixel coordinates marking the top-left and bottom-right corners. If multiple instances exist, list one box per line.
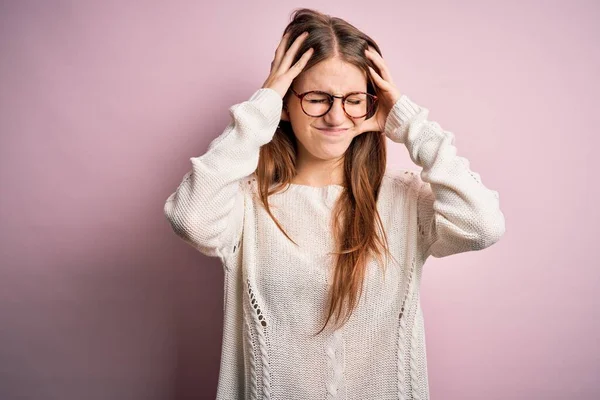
left=164, top=8, right=505, bottom=400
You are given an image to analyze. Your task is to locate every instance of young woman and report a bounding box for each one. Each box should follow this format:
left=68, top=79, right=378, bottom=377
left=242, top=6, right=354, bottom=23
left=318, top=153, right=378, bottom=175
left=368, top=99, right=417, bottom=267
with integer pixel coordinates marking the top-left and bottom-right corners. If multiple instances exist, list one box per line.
left=164, top=8, right=505, bottom=400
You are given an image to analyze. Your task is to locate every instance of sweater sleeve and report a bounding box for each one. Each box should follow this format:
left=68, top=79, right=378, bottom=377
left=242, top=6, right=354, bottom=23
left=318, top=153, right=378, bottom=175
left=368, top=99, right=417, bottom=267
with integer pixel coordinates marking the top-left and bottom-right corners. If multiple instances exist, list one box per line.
left=163, top=88, right=283, bottom=261
left=384, top=94, right=505, bottom=259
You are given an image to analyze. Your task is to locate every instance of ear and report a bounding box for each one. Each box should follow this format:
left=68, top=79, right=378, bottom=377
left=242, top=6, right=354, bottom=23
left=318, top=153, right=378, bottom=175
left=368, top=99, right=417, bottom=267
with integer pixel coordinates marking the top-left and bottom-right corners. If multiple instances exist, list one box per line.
left=280, top=103, right=290, bottom=121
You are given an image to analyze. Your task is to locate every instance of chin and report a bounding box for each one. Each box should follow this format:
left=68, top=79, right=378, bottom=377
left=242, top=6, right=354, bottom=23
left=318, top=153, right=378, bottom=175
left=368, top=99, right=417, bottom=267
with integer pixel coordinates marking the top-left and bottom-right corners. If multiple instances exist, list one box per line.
left=311, top=146, right=349, bottom=161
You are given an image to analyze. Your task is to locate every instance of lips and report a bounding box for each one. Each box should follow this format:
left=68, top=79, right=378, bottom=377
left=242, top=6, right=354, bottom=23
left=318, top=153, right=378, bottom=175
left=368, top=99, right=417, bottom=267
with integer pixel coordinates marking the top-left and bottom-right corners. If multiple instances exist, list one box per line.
left=316, top=127, right=349, bottom=136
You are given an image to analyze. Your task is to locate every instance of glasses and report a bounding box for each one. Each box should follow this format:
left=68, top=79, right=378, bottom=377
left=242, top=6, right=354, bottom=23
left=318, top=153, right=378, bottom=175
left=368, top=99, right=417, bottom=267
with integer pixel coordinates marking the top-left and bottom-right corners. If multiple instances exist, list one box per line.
left=290, top=88, right=378, bottom=119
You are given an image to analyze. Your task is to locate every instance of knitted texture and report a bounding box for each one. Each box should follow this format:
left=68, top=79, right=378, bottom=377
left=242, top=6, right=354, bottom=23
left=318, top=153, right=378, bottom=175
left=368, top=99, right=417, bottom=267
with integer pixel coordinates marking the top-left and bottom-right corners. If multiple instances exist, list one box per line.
left=164, top=88, right=505, bottom=399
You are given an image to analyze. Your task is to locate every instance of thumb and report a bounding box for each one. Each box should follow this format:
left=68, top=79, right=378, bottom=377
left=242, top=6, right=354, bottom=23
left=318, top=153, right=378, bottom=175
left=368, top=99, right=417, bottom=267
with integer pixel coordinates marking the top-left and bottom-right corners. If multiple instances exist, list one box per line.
left=356, top=115, right=382, bottom=136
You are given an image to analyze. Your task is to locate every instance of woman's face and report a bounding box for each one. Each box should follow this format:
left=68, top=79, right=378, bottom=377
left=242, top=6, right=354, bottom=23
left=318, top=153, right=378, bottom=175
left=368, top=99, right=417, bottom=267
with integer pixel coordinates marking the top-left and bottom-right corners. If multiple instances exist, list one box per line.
left=283, top=57, right=368, bottom=163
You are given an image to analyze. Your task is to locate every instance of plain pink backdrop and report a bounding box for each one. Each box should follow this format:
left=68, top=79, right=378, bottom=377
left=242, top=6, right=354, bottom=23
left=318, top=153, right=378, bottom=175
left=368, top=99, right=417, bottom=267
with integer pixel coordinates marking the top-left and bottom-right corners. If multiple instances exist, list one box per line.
left=1, top=0, right=598, bottom=399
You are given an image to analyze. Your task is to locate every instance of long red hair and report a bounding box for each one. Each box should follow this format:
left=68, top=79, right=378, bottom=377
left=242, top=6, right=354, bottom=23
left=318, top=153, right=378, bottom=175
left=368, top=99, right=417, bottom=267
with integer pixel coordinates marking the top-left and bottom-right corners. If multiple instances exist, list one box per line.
left=256, top=8, right=392, bottom=334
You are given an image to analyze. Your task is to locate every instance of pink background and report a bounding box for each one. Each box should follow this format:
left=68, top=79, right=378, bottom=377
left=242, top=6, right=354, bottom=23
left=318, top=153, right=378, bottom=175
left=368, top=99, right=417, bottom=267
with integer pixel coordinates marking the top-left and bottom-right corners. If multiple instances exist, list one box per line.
left=1, top=1, right=598, bottom=399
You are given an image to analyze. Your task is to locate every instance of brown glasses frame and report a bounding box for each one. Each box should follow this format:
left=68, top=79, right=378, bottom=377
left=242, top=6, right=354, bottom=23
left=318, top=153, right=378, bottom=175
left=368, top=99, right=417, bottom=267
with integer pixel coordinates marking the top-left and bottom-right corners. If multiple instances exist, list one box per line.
left=290, top=88, right=378, bottom=119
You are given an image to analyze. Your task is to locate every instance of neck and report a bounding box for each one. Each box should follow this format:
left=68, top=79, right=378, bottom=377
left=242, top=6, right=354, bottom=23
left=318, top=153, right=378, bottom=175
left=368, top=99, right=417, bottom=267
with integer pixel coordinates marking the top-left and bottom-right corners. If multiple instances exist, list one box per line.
left=292, top=154, right=345, bottom=187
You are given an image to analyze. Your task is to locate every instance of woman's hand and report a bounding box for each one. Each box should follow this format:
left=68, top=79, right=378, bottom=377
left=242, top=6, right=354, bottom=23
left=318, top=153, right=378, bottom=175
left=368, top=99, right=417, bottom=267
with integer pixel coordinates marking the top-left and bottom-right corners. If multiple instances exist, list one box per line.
left=356, top=47, right=402, bottom=135
left=262, top=32, right=314, bottom=100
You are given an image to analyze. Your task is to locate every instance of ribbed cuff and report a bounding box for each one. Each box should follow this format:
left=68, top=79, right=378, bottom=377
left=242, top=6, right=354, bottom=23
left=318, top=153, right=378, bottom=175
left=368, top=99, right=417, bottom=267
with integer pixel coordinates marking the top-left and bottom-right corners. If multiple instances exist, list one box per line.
left=384, top=94, right=423, bottom=143
left=248, top=88, right=283, bottom=128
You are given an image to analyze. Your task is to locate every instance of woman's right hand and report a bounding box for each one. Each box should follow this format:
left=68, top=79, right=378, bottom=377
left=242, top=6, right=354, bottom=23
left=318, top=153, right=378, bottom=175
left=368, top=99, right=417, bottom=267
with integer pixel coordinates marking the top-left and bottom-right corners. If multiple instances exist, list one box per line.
left=261, top=31, right=314, bottom=100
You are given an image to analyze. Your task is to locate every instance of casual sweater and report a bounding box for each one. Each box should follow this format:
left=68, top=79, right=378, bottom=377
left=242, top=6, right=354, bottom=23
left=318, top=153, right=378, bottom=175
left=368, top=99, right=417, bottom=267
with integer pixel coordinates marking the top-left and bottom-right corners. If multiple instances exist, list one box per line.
left=164, top=87, right=505, bottom=400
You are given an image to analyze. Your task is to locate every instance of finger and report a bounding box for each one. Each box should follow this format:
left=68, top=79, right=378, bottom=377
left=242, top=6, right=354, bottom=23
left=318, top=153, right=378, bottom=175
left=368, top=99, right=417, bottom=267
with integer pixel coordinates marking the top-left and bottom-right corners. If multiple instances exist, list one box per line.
left=368, top=66, right=393, bottom=92
left=365, top=47, right=392, bottom=81
left=365, top=48, right=394, bottom=85
left=272, top=32, right=291, bottom=71
left=366, top=48, right=393, bottom=84
left=285, top=47, right=314, bottom=80
left=279, top=32, right=309, bottom=73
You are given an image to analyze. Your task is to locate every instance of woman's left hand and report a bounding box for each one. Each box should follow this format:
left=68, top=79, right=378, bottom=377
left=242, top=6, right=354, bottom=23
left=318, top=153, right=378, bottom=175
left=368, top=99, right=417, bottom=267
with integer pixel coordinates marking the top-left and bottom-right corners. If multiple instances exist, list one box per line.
left=356, top=47, right=402, bottom=135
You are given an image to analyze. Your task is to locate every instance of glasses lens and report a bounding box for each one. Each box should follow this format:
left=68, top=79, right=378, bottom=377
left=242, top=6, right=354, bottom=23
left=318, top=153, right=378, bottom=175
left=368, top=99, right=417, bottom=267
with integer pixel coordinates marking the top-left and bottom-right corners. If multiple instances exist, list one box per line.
left=344, top=93, right=371, bottom=118
left=302, top=92, right=332, bottom=116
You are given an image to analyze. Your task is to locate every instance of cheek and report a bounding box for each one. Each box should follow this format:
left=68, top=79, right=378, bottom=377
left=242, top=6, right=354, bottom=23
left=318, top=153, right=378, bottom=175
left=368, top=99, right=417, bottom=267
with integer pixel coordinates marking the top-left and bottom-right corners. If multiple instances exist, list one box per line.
left=289, top=103, right=307, bottom=121
left=290, top=124, right=311, bottom=147
left=289, top=112, right=313, bottom=137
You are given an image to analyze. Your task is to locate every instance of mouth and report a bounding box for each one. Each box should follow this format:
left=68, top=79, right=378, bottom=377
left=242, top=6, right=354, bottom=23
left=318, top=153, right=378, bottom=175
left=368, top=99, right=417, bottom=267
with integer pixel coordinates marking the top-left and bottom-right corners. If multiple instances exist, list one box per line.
left=316, top=127, right=349, bottom=136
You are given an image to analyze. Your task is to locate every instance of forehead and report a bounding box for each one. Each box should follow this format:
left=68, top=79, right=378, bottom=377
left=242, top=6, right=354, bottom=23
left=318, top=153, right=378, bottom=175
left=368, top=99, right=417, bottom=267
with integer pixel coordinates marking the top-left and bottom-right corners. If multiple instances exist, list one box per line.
left=295, top=57, right=367, bottom=93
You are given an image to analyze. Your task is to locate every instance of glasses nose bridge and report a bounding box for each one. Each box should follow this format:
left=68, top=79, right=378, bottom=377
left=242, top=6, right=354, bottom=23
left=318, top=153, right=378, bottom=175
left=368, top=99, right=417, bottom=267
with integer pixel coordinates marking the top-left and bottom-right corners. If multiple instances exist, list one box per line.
left=330, top=94, right=346, bottom=103
left=328, top=94, right=348, bottom=114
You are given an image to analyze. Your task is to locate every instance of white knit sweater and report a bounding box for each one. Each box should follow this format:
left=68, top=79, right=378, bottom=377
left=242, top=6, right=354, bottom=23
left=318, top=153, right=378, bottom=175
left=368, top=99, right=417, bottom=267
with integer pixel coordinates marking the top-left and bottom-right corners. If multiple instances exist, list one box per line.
left=164, top=88, right=505, bottom=399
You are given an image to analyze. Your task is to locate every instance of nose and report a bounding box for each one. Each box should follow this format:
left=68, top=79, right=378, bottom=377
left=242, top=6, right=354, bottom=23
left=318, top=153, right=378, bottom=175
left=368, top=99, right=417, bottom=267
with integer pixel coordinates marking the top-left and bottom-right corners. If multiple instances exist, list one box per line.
left=323, top=97, right=347, bottom=125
